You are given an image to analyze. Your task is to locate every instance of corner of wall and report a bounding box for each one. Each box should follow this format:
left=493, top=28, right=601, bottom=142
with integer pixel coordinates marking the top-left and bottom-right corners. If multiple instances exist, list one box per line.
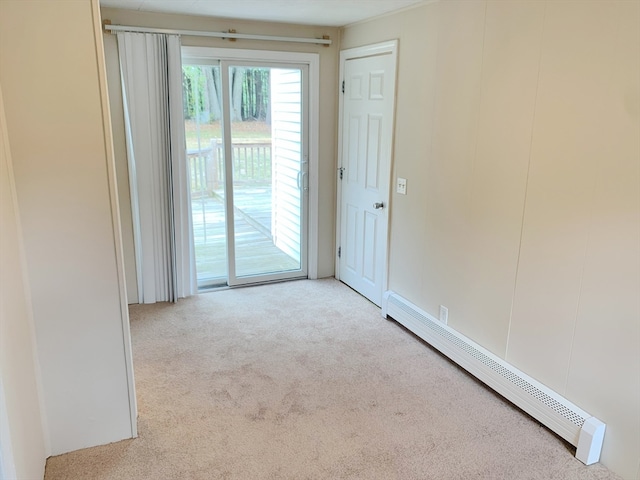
left=0, top=79, right=49, bottom=480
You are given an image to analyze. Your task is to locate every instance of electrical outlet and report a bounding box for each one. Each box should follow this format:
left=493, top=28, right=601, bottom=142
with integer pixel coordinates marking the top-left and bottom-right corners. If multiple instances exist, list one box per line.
left=439, top=305, right=448, bottom=324
left=396, top=177, right=407, bottom=195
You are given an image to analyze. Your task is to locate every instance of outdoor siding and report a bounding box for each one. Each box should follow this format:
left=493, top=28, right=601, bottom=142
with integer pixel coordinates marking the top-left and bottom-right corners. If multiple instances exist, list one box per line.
left=271, top=68, right=303, bottom=262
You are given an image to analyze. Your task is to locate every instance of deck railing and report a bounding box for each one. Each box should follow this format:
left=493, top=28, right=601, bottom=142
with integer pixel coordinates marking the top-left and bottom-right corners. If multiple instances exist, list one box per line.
left=188, top=139, right=271, bottom=197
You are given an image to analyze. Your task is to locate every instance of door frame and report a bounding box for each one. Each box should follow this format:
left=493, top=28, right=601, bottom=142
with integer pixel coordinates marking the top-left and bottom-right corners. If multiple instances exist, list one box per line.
left=335, top=40, right=398, bottom=303
left=182, top=46, right=320, bottom=281
left=220, top=60, right=309, bottom=286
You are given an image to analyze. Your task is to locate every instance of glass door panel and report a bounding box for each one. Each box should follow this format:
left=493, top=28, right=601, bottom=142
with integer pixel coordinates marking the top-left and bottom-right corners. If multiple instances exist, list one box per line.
left=182, top=64, right=227, bottom=288
left=229, top=66, right=304, bottom=280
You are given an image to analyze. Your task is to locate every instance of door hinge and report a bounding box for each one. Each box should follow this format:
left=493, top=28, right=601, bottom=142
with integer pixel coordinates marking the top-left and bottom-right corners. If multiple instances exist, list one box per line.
left=338, top=246, right=341, bottom=258
left=338, top=167, right=345, bottom=180
left=341, top=80, right=345, bottom=94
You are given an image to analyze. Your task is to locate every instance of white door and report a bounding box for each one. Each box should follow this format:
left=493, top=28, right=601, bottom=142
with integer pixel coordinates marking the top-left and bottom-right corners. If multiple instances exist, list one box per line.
left=338, top=43, right=397, bottom=306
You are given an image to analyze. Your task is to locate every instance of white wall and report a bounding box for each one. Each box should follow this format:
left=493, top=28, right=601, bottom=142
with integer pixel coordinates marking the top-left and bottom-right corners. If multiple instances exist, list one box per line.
left=342, top=1, right=640, bottom=478
left=0, top=0, right=135, bottom=456
left=101, top=8, right=341, bottom=303
left=0, top=85, right=47, bottom=480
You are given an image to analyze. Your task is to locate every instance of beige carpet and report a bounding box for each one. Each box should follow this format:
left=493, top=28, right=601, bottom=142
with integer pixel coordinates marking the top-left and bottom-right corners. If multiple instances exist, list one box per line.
left=45, top=279, right=621, bottom=479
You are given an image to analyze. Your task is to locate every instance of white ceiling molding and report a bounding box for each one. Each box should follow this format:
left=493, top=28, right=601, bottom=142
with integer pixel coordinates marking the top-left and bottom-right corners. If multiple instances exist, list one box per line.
left=99, top=0, right=431, bottom=27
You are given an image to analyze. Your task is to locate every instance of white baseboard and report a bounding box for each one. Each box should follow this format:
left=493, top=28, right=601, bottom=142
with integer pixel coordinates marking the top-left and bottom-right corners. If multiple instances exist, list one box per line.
left=383, top=291, right=605, bottom=465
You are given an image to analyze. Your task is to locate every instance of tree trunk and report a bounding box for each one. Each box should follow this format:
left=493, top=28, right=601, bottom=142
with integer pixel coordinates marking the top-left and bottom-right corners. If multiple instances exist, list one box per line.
left=265, top=70, right=271, bottom=125
left=231, top=67, right=245, bottom=122
left=255, top=69, right=263, bottom=121
left=204, top=67, right=221, bottom=122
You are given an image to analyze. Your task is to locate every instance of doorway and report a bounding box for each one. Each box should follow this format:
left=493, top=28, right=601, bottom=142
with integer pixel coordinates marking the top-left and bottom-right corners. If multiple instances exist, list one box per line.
left=183, top=50, right=314, bottom=288
left=336, top=41, right=398, bottom=306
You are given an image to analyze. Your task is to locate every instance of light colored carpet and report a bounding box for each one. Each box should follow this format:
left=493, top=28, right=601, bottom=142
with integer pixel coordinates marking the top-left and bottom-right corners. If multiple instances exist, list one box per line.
left=45, top=278, right=622, bottom=479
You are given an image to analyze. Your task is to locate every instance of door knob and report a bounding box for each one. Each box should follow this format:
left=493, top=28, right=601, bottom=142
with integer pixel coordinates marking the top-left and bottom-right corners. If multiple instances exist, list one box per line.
left=373, top=202, right=384, bottom=210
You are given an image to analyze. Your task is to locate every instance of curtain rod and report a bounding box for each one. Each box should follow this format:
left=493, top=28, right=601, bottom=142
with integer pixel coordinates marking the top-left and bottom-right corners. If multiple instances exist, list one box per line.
left=103, top=22, right=332, bottom=46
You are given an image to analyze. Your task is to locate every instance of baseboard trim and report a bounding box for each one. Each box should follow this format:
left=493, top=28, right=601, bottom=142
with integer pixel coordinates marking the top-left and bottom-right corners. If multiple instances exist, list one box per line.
left=383, top=290, right=605, bottom=465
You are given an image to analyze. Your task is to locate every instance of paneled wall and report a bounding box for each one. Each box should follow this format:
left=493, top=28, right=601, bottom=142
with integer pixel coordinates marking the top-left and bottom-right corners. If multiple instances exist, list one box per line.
left=0, top=0, right=135, bottom=457
left=342, top=1, right=640, bottom=478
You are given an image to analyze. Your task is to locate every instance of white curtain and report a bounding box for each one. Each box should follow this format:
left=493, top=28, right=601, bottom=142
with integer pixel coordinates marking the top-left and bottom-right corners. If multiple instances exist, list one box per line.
left=117, top=32, right=196, bottom=303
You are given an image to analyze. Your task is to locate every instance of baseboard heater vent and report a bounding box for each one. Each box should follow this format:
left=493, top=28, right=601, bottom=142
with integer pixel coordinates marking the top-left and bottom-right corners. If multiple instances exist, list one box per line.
left=382, top=291, right=605, bottom=465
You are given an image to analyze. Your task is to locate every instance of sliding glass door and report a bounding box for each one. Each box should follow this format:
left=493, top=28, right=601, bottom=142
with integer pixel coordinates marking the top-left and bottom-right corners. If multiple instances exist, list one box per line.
left=183, top=58, right=308, bottom=288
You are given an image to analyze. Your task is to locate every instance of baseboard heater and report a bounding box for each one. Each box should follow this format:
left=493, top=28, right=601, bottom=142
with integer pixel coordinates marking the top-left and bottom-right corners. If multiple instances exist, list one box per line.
left=382, top=291, right=605, bottom=465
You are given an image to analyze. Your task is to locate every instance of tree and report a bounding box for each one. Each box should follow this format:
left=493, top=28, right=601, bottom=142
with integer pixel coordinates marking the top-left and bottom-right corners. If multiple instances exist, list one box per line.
left=230, top=67, right=245, bottom=122
left=204, top=67, right=221, bottom=122
left=184, top=66, right=271, bottom=123
left=182, top=66, right=206, bottom=120
left=238, top=68, right=270, bottom=122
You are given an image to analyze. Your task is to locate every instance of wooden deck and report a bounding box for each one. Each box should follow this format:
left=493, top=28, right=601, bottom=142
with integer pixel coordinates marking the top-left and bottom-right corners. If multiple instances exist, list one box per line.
left=192, top=185, right=301, bottom=286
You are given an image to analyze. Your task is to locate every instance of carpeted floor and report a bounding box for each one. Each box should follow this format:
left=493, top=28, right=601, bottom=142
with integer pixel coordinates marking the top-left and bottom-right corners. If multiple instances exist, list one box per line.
left=45, top=279, right=622, bottom=479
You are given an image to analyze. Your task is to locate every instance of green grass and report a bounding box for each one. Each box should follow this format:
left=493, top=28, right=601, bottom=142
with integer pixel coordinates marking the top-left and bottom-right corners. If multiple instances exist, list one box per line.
left=185, top=119, right=271, bottom=150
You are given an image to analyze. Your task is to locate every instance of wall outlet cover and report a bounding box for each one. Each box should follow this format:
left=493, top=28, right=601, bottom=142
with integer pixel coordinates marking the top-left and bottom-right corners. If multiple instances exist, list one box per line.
left=397, top=177, right=407, bottom=195
left=439, top=305, right=448, bottom=324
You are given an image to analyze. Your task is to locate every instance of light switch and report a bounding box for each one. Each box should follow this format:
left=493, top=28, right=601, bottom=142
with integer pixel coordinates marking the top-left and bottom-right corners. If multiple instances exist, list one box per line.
left=396, top=177, right=407, bottom=195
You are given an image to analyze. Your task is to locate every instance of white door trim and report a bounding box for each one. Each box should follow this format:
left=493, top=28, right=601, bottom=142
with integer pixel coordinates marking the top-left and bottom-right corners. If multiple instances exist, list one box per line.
left=335, top=40, right=398, bottom=302
left=92, top=0, right=137, bottom=439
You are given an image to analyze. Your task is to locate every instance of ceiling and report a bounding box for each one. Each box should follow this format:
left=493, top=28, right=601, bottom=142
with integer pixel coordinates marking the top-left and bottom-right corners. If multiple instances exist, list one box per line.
left=99, top=0, right=431, bottom=27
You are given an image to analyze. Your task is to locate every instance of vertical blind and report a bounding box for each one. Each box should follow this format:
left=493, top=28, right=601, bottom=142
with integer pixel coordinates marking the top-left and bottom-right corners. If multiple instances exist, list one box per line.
left=117, top=32, right=196, bottom=303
